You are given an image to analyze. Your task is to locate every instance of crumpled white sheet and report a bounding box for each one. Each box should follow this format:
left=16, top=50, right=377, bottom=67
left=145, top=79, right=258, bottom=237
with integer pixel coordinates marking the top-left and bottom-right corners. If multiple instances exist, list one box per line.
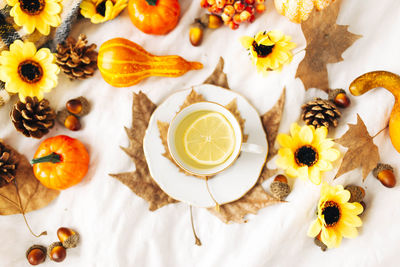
left=1, top=0, right=400, bottom=266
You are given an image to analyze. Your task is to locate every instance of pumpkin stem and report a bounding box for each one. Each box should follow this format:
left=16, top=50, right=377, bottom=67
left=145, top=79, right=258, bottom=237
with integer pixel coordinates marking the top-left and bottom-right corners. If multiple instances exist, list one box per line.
left=145, top=0, right=157, bottom=6
left=30, top=152, right=61, bottom=165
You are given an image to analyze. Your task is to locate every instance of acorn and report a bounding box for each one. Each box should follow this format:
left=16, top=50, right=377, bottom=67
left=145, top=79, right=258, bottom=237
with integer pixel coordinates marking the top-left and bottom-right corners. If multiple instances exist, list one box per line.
left=199, top=14, right=223, bottom=29
left=189, top=22, right=204, bottom=47
left=64, top=114, right=81, bottom=131
left=26, top=245, right=46, bottom=265
left=314, top=235, right=327, bottom=252
left=66, top=97, right=90, bottom=117
left=344, top=185, right=365, bottom=203
left=48, top=242, right=66, bottom=263
left=328, top=89, right=351, bottom=108
left=57, top=227, right=80, bottom=248
left=270, top=174, right=290, bottom=200
left=359, top=201, right=366, bottom=215
left=373, top=163, right=396, bottom=188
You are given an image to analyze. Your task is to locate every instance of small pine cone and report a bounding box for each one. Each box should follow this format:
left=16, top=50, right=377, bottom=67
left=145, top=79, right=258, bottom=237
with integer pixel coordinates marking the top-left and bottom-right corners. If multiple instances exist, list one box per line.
left=56, top=34, right=98, bottom=80
left=301, top=98, right=341, bottom=128
left=10, top=97, right=56, bottom=139
left=0, top=142, right=19, bottom=188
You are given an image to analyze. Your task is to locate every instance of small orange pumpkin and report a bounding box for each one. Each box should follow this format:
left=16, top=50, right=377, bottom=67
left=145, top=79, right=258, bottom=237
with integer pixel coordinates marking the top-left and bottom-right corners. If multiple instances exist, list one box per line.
left=98, top=38, right=203, bottom=87
left=128, top=0, right=180, bottom=35
left=31, top=135, right=90, bottom=190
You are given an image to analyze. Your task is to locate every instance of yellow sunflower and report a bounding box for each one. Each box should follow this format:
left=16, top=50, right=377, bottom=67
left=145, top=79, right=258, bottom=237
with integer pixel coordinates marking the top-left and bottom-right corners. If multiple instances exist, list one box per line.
left=308, top=183, right=363, bottom=248
left=276, top=123, right=340, bottom=185
left=80, top=0, right=128, bottom=24
left=240, top=30, right=296, bottom=74
left=7, top=0, right=62, bottom=35
left=0, top=40, right=59, bottom=102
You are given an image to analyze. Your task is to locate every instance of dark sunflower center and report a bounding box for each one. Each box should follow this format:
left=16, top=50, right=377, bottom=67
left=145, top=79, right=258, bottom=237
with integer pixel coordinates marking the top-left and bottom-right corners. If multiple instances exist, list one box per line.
left=294, top=145, right=318, bottom=167
left=252, top=41, right=274, bottom=58
left=18, top=60, right=43, bottom=83
left=96, top=1, right=107, bottom=16
left=322, top=201, right=340, bottom=227
left=19, top=0, right=45, bottom=15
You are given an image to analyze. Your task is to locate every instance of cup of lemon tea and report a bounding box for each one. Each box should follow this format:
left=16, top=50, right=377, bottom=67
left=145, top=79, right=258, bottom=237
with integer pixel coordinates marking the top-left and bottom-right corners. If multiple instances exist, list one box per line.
left=167, top=102, right=264, bottom=176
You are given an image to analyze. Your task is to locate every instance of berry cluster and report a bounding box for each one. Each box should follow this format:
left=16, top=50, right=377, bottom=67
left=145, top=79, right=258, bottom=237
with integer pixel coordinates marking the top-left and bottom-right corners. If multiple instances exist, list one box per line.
left=200, top=0, right=265, bottom=30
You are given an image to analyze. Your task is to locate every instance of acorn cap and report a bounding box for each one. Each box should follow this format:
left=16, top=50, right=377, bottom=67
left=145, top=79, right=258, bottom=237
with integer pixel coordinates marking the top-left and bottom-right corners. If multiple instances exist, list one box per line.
left=314, top=237, right=327, bottom=252
left=344, top=185, right=365, bottom=203
left=62, top=231, right=80, bottom=248
left=26, top=245, right=46, bottom=259
left=56, top=109, right=70, bottom=125
left=328, top=89, right=346, bottom=101
left=360, top=201, right=366, bottom=215
left=270, top=181, right=290, bottom=200
left=373, top=163, right=394, bottom=178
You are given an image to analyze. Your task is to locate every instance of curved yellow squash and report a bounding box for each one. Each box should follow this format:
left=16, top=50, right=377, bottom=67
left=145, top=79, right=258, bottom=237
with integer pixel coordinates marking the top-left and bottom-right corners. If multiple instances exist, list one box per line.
left=97, top=38, right=203, bottom=87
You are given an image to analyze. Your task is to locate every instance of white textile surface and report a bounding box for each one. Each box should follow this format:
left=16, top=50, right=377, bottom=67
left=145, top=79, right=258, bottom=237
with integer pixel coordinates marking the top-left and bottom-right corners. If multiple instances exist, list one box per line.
left=1, top=0, right=400, bottom=266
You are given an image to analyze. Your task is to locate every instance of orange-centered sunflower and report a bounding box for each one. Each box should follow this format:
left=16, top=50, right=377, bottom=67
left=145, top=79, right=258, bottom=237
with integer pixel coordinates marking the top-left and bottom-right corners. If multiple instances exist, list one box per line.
left=276, top=123, right=340, bottom=185
left=240, top=30, right=296, bottom=74
left=7, top=0, right=62, bottom=35
left=308, top=183, right=363, bottom=248
left=0, top=40, right=59, bottom=101
left=80, top=0, right=127, bottom=24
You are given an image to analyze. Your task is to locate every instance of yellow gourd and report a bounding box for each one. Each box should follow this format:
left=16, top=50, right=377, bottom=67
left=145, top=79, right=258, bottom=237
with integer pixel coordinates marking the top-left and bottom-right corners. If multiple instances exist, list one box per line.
left=349, top=71, right=400, bottom=153
left=97, top=38, right=203, bottom=87
left=274, top=0, right=335, bottom=23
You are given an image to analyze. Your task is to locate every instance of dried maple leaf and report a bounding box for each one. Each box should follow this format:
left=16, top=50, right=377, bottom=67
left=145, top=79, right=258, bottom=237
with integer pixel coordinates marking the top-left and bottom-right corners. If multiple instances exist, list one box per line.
left=203, top=57, right=229, bottom=89
left=296, top=0, right=361, bottom=92
left=259, top=88, right=286, bottom=182
left=335, top=114, right=380, bottom=180
left=207, top=184, right=281, bottom=223
left=0, top=142, right=59, bottom=236
left=208, top=89, right=286, bottom=223
left=110, top=92, right=177, bottom=211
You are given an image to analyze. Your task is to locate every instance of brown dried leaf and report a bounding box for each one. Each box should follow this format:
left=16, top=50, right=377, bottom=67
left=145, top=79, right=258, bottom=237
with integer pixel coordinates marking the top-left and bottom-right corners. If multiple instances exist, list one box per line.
left=334, top=114, right=380, bottom=180
left=110, top=92, right=177, bottom=211
left=296, top=0, right=361, bottom=92
left=207, top=184, right=281, bottom=223
left=259, top=88, right=286, bottom=183
left=203, top=57, right=230, bottom=89
left=179, top=89, right=205, bottom=111
left=225, top=98, right=248, bottom=142
left=0, top=143, right=59, bottom=215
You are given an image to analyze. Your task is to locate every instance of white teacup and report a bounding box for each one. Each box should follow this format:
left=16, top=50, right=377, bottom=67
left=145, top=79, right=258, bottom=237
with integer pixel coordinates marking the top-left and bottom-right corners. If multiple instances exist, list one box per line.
left=167, top=102, right=263, bottom=176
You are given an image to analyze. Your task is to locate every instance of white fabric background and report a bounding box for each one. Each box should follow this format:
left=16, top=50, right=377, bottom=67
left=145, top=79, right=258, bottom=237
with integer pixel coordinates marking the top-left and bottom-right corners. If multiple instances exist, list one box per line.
left=1, top=0, right=400, bottom=266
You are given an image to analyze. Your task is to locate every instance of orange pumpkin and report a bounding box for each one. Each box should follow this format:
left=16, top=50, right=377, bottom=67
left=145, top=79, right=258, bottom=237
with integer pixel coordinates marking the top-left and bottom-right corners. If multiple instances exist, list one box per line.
left=97, top=38, right=203, bottom=87
left=128, top=0, right=180, bottom=35
left=31, top=135, right=90, bottom=190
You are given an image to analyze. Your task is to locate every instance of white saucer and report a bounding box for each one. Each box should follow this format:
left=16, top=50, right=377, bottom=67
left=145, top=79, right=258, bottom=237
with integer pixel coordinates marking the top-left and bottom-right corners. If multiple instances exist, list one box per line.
left=143, top=84, right=268, bottom=207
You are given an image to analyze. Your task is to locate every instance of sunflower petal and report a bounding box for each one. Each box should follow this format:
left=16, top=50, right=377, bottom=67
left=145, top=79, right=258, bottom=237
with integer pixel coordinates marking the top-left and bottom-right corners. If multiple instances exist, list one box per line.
left=299, top=125, right=314, bottom=144
left=320, top=148, right=340, bottom=161
left=307, top=219, right=321, bottom=237
left=339, top=224, right=358, bottom=238
left=277, top=134, right=295, bottom=148
left=309, top=167, right=321, bottom=185
left=240, top=36, right=254, bottom=49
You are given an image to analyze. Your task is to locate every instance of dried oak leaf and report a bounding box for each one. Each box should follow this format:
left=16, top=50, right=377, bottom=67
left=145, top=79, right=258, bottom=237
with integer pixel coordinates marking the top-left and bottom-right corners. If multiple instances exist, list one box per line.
left=296, top=0, right=361, bottom=93
left=335, top=114, right=380, bottom=180
left=203, top=57, right=229, bottom=89
left=110, top=92, right=177, bottom=211
left=0, top=142, right=59, bottom=215
left=259, top=88, right=286, bottom=182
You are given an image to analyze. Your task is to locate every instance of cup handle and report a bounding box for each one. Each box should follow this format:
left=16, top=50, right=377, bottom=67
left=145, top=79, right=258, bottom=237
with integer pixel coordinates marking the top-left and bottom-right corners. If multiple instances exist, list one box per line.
left=241, top=143, right=264, bottom=154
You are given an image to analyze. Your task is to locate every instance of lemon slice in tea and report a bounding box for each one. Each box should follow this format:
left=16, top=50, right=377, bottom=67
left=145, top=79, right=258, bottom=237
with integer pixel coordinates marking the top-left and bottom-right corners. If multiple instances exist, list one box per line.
left=183, top=112, right=236, bottom=166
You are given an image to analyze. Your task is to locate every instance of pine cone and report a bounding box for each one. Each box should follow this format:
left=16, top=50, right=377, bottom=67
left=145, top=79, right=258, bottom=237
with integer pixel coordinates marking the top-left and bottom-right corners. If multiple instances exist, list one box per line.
left=56, top=34, right=98, bottom=80
left=0, top=142, right=18, bottom=188
left=301, top=98, right=341, bottom=128
left=10, top=97, right=56, bottom=138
